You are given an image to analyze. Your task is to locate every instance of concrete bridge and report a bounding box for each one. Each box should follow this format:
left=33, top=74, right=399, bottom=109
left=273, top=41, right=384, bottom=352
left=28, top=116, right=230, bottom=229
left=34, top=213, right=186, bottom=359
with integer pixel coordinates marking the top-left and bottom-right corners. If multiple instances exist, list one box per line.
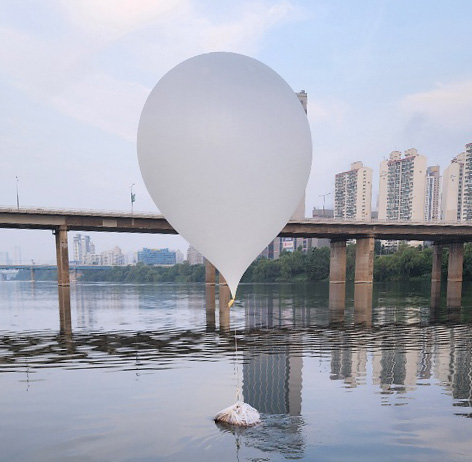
left=1, top=207, right=471, bottom=309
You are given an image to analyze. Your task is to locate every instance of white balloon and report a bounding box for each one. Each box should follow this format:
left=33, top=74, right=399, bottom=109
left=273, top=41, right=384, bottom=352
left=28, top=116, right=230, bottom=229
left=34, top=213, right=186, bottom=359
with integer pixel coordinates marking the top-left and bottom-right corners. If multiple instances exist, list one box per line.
left=137, top=52, right=312, bottom=298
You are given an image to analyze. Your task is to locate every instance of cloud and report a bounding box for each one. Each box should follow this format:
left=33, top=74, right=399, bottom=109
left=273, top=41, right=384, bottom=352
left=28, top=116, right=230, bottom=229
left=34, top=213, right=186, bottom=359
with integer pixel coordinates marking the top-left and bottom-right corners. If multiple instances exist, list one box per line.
left=399, top=80, right=472, bottom=131
left=58, top=0, right=188, bottom=41
left=51, top=73, right=150, bottom=143
left=201, top=1, right=295, bottom=53
left=0, top=1, right=300, bottom=141
left=307, top=98, right=350, bottom=127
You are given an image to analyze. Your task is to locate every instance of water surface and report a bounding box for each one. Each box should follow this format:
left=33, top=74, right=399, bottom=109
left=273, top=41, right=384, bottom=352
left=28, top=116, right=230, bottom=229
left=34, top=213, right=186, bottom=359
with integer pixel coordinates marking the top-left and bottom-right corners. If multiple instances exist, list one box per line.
left=1, top=281, right=471, bottom=461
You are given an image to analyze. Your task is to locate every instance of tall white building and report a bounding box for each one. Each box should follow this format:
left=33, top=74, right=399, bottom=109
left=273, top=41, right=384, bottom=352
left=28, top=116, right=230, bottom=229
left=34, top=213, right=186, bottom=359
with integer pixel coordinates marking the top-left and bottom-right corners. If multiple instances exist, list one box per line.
left=442, top=142, right=472, bottom=221
left=187, top=245, right=204, bottom=265
left=267, top=91, right=309, bottom=259
left=73, top=234, right=95, bottom=264
left=424, top=165, right=440, bottom=221
left=334, top=161, right=372, bottom=220
left=378, top=149, right=427, bottom=221
left=100, top=246, right=124, bottom=266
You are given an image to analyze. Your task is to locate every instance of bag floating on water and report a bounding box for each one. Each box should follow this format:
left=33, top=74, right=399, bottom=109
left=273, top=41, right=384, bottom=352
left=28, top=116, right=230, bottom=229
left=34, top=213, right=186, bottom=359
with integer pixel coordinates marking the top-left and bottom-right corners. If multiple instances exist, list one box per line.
left=214, top=401, right=261, bottom=427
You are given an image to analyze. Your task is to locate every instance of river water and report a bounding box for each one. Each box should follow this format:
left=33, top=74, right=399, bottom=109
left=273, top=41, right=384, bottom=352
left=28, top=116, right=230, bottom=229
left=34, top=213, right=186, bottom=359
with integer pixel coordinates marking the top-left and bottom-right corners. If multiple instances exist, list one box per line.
left=1, top=281, right=471, bottom=461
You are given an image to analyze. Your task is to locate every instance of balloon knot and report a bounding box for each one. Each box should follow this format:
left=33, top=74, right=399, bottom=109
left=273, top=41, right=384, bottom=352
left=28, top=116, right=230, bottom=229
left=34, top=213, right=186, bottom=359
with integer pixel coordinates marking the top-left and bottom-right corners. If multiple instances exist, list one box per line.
left=228, top=297, right=235, bottom=308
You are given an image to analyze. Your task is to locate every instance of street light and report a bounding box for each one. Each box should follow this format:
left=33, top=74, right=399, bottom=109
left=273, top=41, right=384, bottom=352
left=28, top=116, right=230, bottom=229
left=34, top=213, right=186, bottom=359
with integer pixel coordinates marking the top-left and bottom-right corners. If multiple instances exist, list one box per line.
left=16, top=176, right=20, bottom=209
left=130, top=183, right=135, bottom=213
left=318, top=192, right=331, bottom=217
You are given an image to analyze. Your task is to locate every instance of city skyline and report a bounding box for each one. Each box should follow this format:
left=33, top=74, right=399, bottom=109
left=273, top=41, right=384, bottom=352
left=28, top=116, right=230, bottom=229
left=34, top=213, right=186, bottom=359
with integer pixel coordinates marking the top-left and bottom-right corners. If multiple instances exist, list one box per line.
left=1, top=1, right=471, bottom=263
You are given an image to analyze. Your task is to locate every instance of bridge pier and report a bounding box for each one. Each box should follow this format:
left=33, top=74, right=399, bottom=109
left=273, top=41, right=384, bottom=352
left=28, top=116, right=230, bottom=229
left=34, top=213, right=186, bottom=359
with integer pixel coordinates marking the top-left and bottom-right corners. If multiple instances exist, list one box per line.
left=431, top=243, right=443, bottom=308
left=329, top=240, right=347, bottom=285
left=447, top=242, right=464, bottom=309
left=205, top=259, right=216, bottom=285
left=329, top=239, right=346, bottom=319
left=219, top=284, right=231, bottom=332
left=54, top=226, right=70, bottom=287
left=354, top=237, right=374, bottom=324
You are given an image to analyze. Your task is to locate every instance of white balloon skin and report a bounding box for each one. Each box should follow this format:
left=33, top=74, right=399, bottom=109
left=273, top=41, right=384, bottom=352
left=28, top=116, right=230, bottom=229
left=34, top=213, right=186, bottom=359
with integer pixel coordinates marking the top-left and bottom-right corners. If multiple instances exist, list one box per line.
left=137, top=52, right=312, bottom=298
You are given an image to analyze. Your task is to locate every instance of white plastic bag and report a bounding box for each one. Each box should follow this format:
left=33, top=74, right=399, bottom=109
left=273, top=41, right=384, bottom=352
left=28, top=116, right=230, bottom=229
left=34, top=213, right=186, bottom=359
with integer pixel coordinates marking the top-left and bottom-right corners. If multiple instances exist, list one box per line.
left=214, top=400, right=261, bottom=427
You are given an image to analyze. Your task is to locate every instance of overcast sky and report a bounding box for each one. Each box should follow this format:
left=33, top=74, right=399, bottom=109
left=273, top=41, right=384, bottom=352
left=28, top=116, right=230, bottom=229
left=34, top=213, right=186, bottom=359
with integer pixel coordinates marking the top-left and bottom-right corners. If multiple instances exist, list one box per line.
left=1, top=0, right=471, bottom=263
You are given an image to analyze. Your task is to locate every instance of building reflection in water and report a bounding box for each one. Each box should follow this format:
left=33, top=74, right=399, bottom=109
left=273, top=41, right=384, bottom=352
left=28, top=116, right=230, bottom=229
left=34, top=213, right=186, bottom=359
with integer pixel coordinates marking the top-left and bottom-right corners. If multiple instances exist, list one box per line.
left=240, top=290, right=305, bottom=457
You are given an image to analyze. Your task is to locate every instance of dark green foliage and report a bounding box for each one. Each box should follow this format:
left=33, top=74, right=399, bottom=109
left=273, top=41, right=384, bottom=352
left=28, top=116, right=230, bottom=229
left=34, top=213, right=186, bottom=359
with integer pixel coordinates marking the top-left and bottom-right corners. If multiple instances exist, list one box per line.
left=14, top=269, right=57, bottom=281
left=306, top=247, right=330, bottom=281
left=15, top=242, right=472, bottom=284
left=79, top=262, right=205, bottom=283
left=373, top=244, right=432, bottom=281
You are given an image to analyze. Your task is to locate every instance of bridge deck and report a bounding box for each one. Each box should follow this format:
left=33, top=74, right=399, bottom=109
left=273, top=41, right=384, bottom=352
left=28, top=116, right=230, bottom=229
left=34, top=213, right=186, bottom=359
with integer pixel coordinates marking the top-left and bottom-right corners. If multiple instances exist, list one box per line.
left=1, top=207, right=472, bottom=242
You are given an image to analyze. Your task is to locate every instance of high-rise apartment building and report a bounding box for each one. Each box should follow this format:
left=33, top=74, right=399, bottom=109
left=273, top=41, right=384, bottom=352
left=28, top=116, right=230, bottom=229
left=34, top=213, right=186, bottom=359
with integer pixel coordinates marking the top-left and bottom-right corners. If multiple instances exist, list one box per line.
left=266, top=90, right=309, bottom=259
left=442, top=143, right=472, bottom=221
left=424, top=165, right=440, bottom=221
left=187, top=245, right=204, bottom=265
left=378, top=149, right=427, bottom=221
left=73, top=234, right=95, bottom=264
left=334, top=161, right=372, bottom=220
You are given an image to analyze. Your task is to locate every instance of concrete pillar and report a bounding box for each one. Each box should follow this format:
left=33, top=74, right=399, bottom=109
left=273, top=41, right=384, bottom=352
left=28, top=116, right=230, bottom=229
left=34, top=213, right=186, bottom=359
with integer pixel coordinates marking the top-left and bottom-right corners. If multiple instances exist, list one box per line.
left=329, top=240, right=347, bottom=284
left=205, top=259, right=216, bottom=285
left=219, top=284, right=231, bottom=332
left=55, top=226, right=70, bottom=287
left=447, top=242, right=464, bottom=309
left=354, top=237, right=374, bottom=323
left=431, top=243, right=443, bottom=308
left=329, top=240, right=347, bottom=323
left=219, top=272, right=228, bottom=286
left=355, top=237, right=374, bottom=284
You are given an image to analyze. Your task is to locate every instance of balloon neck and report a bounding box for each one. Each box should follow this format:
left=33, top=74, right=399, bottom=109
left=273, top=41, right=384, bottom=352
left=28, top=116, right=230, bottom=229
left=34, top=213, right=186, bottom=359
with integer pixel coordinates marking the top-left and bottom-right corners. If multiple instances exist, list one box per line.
left=228, top=297, right=235, bottom=308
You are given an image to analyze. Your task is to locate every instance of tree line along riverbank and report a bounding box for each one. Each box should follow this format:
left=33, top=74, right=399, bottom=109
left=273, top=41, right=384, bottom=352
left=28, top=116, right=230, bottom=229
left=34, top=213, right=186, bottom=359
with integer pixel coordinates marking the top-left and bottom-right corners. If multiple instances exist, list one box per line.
left=12, top=243, right=472, bottom=284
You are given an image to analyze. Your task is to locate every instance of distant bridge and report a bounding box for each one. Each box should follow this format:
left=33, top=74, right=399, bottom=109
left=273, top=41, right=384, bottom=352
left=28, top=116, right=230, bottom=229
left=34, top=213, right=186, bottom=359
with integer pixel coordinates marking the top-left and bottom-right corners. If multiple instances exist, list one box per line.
left=0, top=264, right=114, bottom=271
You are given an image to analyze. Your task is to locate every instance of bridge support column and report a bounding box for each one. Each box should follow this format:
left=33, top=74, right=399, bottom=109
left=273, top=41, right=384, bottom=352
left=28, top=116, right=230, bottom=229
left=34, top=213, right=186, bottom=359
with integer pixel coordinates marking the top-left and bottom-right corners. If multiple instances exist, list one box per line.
left=219, top=284, right=231, bottom=333
left=329, top=240, right=346, bottom=321
left=447, top=242, right=463, bottom=309
left=431, top=243, right=443, bottom=308
left=355, top=237, right=374, bottom=284
left=55, top=226, right=70, bottom=287
left=219, top=272, right=228, bottom=286
left=205, top=259, right=216, bottom=285
left=354, top=237, right=374, bottom=326
left=329, top=240, right=347, bottom=284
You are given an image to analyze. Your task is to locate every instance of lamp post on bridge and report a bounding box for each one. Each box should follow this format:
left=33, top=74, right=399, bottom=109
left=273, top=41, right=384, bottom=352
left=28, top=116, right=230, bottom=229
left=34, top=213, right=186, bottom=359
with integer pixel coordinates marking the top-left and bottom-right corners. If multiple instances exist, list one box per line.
left=319, top=192, right=331, bottom=217
left=130, top=183, right=136, bottom=213
left=16, top=176, right=20, bottom=209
